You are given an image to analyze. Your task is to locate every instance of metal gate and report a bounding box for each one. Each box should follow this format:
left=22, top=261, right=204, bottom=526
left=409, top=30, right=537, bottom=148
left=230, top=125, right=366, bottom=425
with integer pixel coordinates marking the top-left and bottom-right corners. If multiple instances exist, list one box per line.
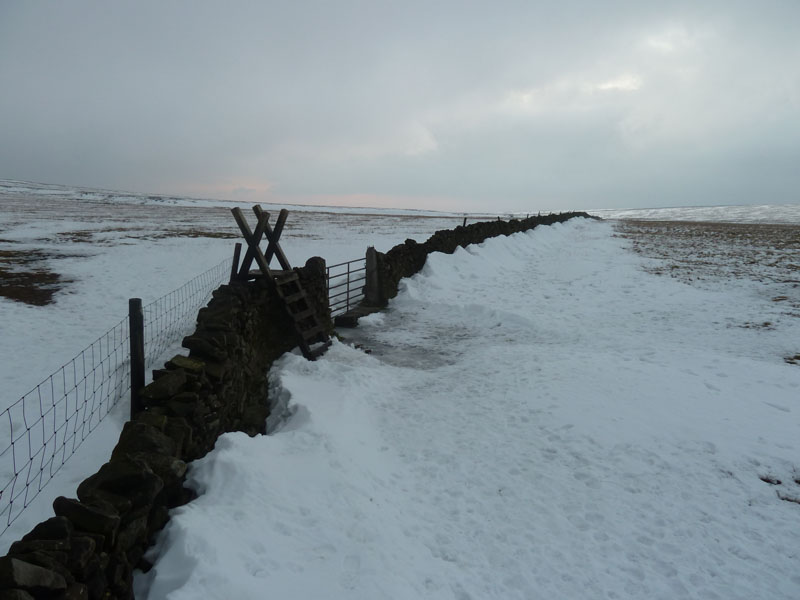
left=326, top=258, right=366, bottom=316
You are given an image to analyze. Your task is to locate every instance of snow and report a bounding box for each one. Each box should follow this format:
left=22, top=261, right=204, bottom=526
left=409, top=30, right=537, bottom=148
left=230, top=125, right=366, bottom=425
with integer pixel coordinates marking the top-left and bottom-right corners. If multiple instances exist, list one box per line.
left=3, top=180, right=800, bottom=594
left=135, top=219, right=800, bottom=599
left=0, top=184, right=474, bottom=405
left=591, top=203, right=800, bottom=224
left=0, top=181, right=473, bottom=550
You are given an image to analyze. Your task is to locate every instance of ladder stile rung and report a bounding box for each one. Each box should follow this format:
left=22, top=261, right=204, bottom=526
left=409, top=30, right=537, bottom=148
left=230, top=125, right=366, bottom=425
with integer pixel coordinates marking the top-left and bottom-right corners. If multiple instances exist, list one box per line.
left=291, top=307, right=316, bottom=321
left=301, top=324, right=324, bottom=340
left=282, top=291, right=306, bottom=304
left=274, top=271, right=299, bottom=284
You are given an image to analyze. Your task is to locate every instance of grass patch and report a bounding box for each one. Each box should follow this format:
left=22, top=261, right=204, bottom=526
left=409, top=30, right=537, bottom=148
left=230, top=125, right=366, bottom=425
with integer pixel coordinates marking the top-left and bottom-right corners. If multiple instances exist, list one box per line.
left=163, top=229, right=239, bottom=239
left=0, top=248, right=72, bottom=306
left=48, top=226, right=239, bottom=245
left=55, top=230, right=95, bottom=243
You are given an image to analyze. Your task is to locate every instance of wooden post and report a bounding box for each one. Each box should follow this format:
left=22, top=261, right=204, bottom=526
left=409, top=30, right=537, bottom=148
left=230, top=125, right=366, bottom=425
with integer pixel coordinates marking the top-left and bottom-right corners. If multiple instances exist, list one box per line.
left=364, top=246, right=383, bottom=307
left=235, top=207, right=270, bottom=278
left=462, top=217, right=467, bottom=227
left=230, top=242, right=242, bottom=283
left=263, top=208, right=289, bottom=267
left=253, top=205, right=292, bottom=271
left=129, top=298, right=145, bottom=419
left=231, top=208, right=275, bottom=279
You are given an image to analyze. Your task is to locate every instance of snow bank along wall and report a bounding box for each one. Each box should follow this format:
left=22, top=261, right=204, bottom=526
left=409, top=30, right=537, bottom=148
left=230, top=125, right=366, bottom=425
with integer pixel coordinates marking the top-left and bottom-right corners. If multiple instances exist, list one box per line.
left=368, top=212, right=593, bottom=305
left=0, top=212, right=590, bottom=599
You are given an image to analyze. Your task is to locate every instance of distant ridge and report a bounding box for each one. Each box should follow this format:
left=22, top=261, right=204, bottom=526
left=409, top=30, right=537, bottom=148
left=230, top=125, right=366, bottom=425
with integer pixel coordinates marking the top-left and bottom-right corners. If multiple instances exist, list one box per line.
left=0, top=179, right=488, bottom=218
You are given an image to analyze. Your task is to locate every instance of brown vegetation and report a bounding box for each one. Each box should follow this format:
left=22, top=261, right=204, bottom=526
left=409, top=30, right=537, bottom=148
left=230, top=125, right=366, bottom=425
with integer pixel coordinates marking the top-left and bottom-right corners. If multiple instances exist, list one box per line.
left=0, top=249, right=71, bottom=306
left=615, top=220, right=800, bottom=318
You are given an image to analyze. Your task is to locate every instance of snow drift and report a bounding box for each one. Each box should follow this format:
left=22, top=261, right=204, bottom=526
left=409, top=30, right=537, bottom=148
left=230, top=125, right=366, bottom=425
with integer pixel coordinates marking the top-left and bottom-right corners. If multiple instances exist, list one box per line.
left=137, top=219, right=800, bottom=599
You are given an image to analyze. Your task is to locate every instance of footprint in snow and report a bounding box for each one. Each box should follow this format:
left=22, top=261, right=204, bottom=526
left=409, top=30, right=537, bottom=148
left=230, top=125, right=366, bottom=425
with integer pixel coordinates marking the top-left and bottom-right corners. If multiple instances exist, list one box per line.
left=339, top=554, right=361, bottom=590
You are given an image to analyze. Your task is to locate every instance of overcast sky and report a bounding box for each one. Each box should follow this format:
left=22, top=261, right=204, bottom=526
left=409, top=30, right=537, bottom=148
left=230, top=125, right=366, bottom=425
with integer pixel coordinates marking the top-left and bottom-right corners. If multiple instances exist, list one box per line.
left=1, top=1, right=798, bottom=212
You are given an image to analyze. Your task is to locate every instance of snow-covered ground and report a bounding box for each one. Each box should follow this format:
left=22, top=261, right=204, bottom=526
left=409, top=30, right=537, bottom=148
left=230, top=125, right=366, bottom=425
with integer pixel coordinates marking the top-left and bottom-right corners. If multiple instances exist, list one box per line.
left=0, top=180, right=475, bottom=403
left=0, top=181, right=488, bottom=407
left=592, top=203, right=800, bottom=224
left=0, top=182, right=472, bottom=550
left=135, top=219, right=800, bottom=599
left=3, top=181, right=800, bottom=595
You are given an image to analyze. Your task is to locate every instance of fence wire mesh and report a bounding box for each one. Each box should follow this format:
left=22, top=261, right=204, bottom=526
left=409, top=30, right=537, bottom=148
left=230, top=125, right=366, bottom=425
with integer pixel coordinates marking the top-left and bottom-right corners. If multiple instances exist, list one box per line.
left=142, top=259, right=230, bottom=368
left=0, top=257, right=230, bottom=538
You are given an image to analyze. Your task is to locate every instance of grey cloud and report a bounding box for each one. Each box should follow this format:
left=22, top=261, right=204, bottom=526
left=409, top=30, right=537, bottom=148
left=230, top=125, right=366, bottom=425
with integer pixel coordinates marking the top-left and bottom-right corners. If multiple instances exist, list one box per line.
left=1, top=0, right=798, bottom=211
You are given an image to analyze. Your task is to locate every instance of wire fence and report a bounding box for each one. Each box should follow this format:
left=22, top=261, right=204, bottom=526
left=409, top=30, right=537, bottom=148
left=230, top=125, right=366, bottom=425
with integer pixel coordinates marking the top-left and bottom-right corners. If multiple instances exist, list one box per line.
left=0, top=257, right=230, bottom=539
left=142, top=260, right=230, bottom=367
left=327, top=258, right=366, bottom=316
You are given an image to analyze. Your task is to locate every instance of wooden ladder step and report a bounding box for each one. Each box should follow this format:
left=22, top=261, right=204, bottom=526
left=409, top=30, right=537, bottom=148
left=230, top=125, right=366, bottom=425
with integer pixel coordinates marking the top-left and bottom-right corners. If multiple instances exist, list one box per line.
left=281, top=290, right=307, bottom=304
left=276, top=283, right=300, bottom=298
left=274, top=271, right=299, bottom=284
left=290, top=307, right=317, bottom=322
left=308, top=341, right=332, bottom=360
left=300, top=323, right=325, bottom=341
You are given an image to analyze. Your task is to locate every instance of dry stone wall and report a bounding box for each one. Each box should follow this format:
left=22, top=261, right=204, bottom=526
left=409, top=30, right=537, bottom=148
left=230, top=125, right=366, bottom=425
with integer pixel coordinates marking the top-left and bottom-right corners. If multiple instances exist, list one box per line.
left=0, top=259, right=330, bottom=600
left=0, top=213, right=592, bottom=599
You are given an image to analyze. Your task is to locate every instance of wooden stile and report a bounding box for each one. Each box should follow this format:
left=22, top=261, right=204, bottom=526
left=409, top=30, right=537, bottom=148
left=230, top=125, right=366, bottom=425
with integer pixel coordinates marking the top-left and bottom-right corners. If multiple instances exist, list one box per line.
left=229, top=206, right=330, bottom=360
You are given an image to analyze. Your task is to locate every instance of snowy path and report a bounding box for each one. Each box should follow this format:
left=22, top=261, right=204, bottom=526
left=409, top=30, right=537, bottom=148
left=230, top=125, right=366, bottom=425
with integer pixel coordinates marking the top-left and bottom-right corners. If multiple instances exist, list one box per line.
left=137, top=219, right=800, bottom=599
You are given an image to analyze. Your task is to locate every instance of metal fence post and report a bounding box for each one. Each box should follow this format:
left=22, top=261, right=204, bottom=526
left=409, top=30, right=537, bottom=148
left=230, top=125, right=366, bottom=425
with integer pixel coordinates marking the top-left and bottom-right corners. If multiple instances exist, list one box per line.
left=346, top=262, right=352, bottom=312
left=129, top=298, right=145, bottom=419
left=326, top=264, right=331, bottom=306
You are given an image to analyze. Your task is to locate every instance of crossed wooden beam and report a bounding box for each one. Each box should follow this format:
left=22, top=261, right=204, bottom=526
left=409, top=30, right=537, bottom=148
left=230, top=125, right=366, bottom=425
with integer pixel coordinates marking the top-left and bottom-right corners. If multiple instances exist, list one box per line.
left=230, top=205, right=292, bottom=280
